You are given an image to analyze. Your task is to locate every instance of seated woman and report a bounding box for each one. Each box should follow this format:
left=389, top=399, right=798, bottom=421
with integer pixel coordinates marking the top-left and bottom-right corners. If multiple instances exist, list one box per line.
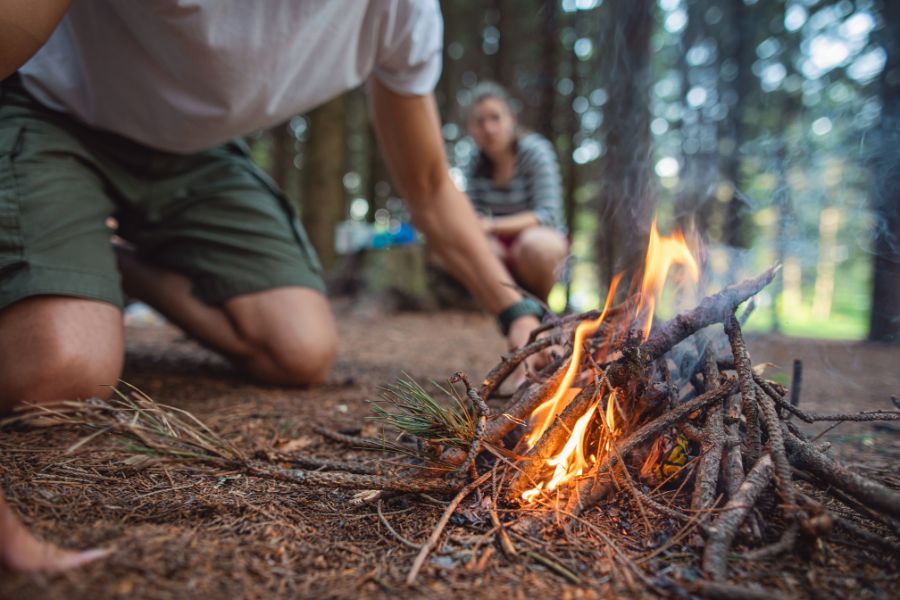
left=463, top=81, right=569, bottom=303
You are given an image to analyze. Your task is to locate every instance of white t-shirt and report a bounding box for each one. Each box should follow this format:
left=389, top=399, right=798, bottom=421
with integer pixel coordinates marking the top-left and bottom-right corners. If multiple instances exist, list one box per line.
left=20, top=0, right=443, bottom=154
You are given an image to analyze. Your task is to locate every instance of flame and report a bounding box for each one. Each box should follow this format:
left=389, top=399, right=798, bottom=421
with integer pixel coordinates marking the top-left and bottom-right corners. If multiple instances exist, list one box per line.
left=522, top=403, right=597, bottom=500
left=634, top=220, right=700, bottom=340
left=520, top=217, right=700, bottom=503
left=604, top=389, right=619, bottom=451
left=524, top=274, right=623, bottom=449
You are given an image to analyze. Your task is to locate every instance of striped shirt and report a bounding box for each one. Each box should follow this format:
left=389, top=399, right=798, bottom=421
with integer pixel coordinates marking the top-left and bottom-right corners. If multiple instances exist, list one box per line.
left=465, top=133, right=566, bottom=233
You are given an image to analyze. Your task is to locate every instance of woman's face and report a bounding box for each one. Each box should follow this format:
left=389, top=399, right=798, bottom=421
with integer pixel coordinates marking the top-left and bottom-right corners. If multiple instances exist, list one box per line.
left=467, top=97, right=516, bottom=157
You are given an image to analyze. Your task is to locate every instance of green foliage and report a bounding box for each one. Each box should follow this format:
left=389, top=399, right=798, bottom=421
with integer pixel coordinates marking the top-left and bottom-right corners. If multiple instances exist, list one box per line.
left=368, top=376, right=476, bottom=450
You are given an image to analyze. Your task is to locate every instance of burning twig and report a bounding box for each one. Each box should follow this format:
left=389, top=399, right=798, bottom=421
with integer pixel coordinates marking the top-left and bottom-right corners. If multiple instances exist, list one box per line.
left=570, top=380, right=738, bottom=514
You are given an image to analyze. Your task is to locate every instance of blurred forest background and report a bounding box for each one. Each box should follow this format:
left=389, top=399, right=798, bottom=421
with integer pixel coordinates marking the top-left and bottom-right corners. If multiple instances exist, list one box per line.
left=247, top=0, right=899, bottom=343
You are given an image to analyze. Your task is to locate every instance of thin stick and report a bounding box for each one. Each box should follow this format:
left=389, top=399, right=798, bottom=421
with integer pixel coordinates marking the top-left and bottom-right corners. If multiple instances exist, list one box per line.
left=479, top=337, right=556, bottom=399
left=725, top=315, right=761, bottom=464
left=377, top=499, right=420, bottom=549
left=450, top=371, right=490, bottom=476
left=524, top=550, right=582, bottom=584
left=789, top=359, right=803, bottom=410
left=692, top=349, right=726, bottom=512
left=406, top=470, right=492, bottom=585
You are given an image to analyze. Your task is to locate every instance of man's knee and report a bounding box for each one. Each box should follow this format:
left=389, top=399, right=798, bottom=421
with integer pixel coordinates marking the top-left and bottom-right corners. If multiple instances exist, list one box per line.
left=0, top=297, right=124, bottom=411
left=226, top=288, right=338, bottom=386
left=261, top=327, right=337, bottom=386
left=20, top=338, right=122, bottom=403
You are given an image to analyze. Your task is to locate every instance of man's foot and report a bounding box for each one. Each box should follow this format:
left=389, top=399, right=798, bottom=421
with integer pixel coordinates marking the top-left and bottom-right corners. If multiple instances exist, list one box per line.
left=0, top=496, right=110, bottom=573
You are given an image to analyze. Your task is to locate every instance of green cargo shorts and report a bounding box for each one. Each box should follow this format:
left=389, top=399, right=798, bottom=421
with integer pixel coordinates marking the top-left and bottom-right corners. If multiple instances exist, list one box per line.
left=0, top=75, right=324, bottom=311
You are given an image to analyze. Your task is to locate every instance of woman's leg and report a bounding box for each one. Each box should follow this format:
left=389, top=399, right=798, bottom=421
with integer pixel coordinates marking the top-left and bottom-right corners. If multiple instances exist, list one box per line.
left=508, top=226, right=568, bottom=301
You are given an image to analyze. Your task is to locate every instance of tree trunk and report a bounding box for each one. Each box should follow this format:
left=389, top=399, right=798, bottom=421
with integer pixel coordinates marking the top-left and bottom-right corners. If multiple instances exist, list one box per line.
left=868, top=0, right=900, bottom=342
left=537, top=0, right=559, bottom=141
left=595, top=0, right=655, bottom=290
left=301, top=95, right=347, bottom=273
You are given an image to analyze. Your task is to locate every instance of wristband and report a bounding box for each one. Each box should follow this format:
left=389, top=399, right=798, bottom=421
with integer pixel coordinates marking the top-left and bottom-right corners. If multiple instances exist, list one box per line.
left=497, top=298, right=544, bottom=335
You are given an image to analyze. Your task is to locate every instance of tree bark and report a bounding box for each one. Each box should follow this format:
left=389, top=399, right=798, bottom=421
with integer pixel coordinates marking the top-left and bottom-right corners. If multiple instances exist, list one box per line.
left=868, top=0, right=900, bottom=342
left=300, top=95, right=347, bottom=272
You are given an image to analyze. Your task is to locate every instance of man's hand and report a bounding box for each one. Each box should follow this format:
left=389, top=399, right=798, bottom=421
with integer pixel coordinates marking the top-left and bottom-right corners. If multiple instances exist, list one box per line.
left=506, top=314, right=556, bottom=377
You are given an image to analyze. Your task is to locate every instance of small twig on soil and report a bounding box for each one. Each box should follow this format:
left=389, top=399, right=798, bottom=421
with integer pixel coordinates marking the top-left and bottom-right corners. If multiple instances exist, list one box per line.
left=740, top=523, right=798, bottom=561
left=524, top=550, right=582, bottom=584
left=377, top=499, right=420, bottom=549
left=406, top=470, right=492, bottom=585
left=683, top=580, right=787, bottom=600
left=271, top=454, right=379, bottom=475
left=755, top=376, right=900, bottom=423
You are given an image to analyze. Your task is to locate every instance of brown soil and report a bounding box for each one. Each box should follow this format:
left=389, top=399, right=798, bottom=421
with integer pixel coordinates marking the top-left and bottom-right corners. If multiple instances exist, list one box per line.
left=1, top=305, right=897, bottom=599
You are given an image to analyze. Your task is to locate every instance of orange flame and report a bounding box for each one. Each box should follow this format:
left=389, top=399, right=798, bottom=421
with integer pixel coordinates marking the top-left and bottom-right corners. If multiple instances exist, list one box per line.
left=634, top=220, right=700, bottom=340
left=520, top=218, right=701, bottom=503
left=524, top=273, right=623, bottom=449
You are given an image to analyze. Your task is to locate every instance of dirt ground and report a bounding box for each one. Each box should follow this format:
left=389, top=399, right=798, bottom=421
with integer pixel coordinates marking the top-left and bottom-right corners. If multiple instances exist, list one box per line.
left=1, top=303, right=898, bottom=599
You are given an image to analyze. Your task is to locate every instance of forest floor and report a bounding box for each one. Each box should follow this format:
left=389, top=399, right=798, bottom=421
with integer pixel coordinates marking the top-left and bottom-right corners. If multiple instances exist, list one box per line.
left=1, top=301, right=898, bottom=599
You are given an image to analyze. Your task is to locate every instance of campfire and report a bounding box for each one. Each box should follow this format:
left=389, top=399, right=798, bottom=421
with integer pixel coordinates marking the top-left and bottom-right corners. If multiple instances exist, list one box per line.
left=10, top=220, right=899, bottom=594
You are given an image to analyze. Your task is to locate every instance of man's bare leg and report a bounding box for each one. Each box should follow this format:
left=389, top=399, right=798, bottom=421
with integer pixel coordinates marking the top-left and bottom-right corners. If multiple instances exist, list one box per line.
left=0, top=493, right=109, bottom=572
left=117, top=250, right=337, bottom=385
left=0, top=298, right=120, bottom=571
left=509, top=226, right=568, bottom=302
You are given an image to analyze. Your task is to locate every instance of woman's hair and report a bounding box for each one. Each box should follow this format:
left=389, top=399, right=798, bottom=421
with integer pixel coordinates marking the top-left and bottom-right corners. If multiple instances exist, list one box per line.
left=464, top=80, right=519, bottom=121
left=465, top=81, right=522, bottom=177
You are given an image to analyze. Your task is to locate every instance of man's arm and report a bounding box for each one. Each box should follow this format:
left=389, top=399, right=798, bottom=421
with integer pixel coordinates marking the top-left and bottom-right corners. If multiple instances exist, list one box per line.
left=0, top=0, right=70, bottom=80
left=368, top=79, right=539, bottom=347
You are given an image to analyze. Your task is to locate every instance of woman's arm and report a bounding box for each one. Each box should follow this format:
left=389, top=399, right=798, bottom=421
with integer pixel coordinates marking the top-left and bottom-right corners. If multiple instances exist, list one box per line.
left=520, top=135, right=566, bottom=231
left=482, top=211, right=541, bottom=237
left=368, top=79, right=541, bottom=348
left=0, top=0, right=70, bottom=80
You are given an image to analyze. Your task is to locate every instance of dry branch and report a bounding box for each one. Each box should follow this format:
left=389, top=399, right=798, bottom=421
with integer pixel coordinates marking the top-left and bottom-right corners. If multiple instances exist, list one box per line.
left=691, top=351, right=725, bottom=512
left=725, top=315, right=761, bottom=464
left=703, top=453, right=775, bottom=580
left=782, top=429, right=900, bottom=518
left=478, top=337, right=556, bottom=399
left=629, top=266, right=778, bottom=367
left=244, top=463, right=459, bottom=494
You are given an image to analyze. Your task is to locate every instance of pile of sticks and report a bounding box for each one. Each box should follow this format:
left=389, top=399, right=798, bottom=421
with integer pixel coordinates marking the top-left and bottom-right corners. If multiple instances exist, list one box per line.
left=311, top=266, right=900, bottom=584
